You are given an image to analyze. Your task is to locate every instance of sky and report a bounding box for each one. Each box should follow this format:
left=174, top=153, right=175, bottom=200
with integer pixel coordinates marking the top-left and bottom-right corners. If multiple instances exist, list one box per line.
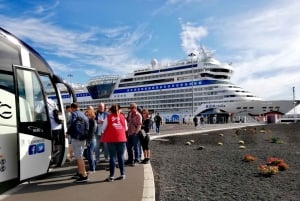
left=1, top=0, right=300, bottom=102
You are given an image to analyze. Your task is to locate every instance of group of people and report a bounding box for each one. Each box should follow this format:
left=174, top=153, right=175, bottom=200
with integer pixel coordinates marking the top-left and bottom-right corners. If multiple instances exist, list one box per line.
left=65, top=102, right=153, bottom=183
left=193, top=116, right=205, bottom=128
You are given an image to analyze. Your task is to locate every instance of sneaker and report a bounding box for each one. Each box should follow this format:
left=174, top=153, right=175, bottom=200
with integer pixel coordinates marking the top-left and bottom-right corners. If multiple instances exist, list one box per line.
left=142, top=158, right=150, bottom=164
left=71, top=172, right=81, bottom=179
left=125, top=160, right=134, bottom=166
left=87, top=170, right=96, bottom=174
left=75, top=175, right=88, bottom=183
left=134, top=159, right=141, bottom=164
left=116, top=175, right=126, bottom=180
left=105, top=177, right=114, bottom=182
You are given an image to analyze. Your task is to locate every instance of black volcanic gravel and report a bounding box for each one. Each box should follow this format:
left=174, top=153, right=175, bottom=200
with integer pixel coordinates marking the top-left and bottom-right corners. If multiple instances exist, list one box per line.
left=150, top=123, right=300, bottom=201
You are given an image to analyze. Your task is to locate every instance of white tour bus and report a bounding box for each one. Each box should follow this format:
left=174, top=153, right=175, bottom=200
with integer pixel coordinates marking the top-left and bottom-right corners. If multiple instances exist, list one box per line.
left=0, top=27, right=76, bottom=193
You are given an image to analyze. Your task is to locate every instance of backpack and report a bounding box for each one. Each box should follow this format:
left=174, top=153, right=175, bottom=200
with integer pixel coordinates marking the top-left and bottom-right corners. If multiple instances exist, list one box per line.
left=71, top=116, right=88, bottom=141
left=53, top=109, right=63, bottom=124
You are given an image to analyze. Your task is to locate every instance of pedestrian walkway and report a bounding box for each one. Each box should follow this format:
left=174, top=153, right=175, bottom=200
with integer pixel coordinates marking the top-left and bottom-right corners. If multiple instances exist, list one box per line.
left=0, top=123, right=259, bottom=201
left=0, top=161, right=148, bottom=201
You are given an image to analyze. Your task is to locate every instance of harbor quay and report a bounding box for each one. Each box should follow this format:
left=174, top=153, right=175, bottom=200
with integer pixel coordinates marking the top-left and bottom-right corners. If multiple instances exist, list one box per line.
left=0, top=122, right=259, bottom=201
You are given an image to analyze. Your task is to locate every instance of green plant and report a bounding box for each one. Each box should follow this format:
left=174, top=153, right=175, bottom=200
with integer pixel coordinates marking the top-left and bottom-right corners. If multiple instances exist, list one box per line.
left=271, top=137, right=284, bottom=144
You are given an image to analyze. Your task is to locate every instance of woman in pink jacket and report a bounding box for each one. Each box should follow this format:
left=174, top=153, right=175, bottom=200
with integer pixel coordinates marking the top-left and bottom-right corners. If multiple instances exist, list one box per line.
left=101, top=104, right=127, bottom=182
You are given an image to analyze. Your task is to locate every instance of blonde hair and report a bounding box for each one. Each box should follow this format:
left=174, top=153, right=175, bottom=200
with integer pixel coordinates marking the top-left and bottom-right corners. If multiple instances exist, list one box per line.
left=130, top=102, right=137, bottom=109
left=142, top=109, right=149, bottom=115
left=85, top=108, right=96, bottom=119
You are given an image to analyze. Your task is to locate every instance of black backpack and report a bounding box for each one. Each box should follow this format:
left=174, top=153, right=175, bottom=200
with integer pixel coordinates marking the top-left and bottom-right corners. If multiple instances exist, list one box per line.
left=71, top=116, right=88, bottom=141
left=53, top=109, right=62, bottom=124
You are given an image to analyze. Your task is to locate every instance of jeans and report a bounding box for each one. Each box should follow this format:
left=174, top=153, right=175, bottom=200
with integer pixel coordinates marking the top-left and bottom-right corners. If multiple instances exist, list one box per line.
left=102, top=142, right=109, bottom=160
left=86, top=138, right=96, bottom=171
left=95, top=135, right=101, bottom=161
left=126, top=134, right=140, bottom=162
left=107, top=142, right=126, bottom=177
left=156, top=123, right=160, bottom=133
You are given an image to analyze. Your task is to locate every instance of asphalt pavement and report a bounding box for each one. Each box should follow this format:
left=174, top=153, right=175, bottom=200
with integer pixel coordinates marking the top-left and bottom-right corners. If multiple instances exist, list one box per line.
left=0, top=123, right=258, bottom=201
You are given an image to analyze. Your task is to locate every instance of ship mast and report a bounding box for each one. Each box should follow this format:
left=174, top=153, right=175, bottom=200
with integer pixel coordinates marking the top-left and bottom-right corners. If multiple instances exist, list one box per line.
left=188, top=52, right=197, bottom=117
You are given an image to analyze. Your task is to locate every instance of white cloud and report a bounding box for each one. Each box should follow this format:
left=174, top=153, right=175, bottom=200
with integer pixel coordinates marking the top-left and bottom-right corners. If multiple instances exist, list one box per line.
left=179, top=21, right=207, bottom=54
left=0, top=14, right=150, bottom=79
left=205, top=0, right=300, bottom=100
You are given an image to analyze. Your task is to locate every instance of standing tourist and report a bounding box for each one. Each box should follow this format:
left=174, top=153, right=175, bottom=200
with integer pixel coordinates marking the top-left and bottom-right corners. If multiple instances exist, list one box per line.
left=101, top=104, right=127, bottom=181
left=126, top=102, right=142, bottom=165
left=65, top=105, right=74, bottom=161
left=154, top=113, right=162, bottom=134
left=139, top=109, right=151, bottom=164
left=45, top=95, right=63, bottom=166
left=67, top=103, right=89, bottom=182
left=85, top=109, right=97, bottom=173
left=193, top=116, right=198, bottom=128
left=95, top=103, right=109, bottom=162
left=200, top=116, right=205, bottom=127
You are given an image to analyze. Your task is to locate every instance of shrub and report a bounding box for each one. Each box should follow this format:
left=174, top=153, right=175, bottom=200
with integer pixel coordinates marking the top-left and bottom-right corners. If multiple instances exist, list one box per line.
left=266, top=157, right=284, bottom=166
left=258, top=157, right=289, bottom=176
left=277, top=162, right=289, bottom=171
left=271, top=137, right=284, bottom=144
left=258, top=165, right=279, bottom=176
left=243, top=154, right=256, bottom=162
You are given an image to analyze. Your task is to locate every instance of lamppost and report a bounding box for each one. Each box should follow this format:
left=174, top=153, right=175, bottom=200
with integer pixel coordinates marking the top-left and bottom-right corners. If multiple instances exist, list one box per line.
left=293, top=86, right=296, bottom=123
left=188, top=52, right=197, bottom=117
left=67, top=74, right=73, bottom=83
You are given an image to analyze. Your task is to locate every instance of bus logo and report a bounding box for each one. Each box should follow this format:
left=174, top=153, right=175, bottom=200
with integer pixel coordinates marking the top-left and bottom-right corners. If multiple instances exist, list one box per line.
left=0, top=102, right=12, bottom=119
left=28, top=143, right=45, bottom=155
left=0, top=156, right=6, bottom=172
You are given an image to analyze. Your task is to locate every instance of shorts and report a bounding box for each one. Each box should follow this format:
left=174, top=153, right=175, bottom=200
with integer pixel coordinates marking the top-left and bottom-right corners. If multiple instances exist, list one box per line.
left=71, top=139, right=86, bottom=159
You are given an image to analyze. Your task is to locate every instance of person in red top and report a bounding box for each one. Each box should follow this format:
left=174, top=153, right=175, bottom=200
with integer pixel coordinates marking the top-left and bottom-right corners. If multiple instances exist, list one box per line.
left=101, top=104, right=127, bottom=182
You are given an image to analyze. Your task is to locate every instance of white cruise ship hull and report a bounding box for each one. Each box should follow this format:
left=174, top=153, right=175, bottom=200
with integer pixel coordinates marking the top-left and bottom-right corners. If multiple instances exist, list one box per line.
left=53, top=47, right=299, bottom=124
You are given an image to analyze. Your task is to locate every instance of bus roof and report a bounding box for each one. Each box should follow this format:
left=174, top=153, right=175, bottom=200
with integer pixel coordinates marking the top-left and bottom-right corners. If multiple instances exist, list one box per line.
left=0, top=27, right=54, bottom=75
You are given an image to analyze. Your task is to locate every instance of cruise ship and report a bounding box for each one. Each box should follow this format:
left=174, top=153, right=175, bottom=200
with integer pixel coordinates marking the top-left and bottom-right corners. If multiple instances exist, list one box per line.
left=53, top=47, right=299, bottom=123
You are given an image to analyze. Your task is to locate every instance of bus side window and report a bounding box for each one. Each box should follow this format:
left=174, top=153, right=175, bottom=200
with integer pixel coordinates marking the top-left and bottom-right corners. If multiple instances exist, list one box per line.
left=16, top=69, right=47, bottom=122
left=0, top=73, right=16, bottom=127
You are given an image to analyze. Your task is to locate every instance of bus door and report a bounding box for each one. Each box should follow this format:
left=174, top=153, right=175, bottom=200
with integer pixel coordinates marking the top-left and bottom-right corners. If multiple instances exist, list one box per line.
left=14, top=66, right=52, bottom=181
left=39, top=75, right=67, bottom=167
